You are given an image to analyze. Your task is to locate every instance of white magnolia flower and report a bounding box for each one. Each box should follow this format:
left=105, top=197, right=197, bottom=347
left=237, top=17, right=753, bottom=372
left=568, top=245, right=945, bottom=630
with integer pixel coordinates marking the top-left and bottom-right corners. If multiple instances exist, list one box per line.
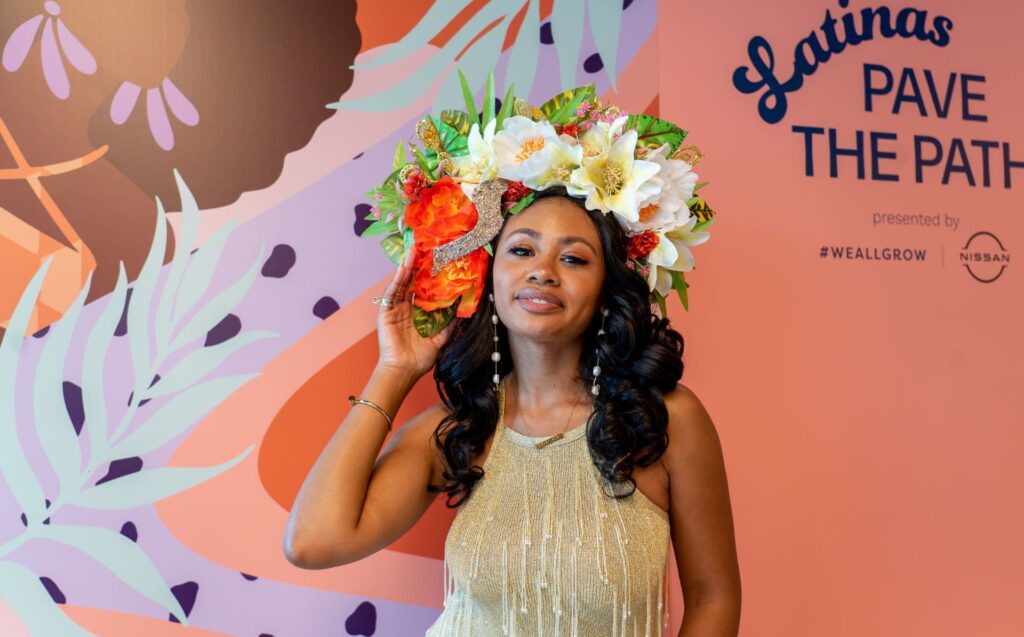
left=646, top=213, right=711, bottom=295
left=624, top=144, right=700, bottom=235
left=566, top=128, right=660, bottom=223
left=453, top=118, right=498, bottom=198
left=491, top=116, right=582, bottom=190
left=577, top=115, right=628, bottom=159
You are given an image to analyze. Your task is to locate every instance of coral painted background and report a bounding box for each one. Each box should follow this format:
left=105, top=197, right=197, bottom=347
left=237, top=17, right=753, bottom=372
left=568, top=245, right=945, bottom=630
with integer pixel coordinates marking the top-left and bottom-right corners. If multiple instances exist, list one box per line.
left=1, top=0, right=1021, bottom=636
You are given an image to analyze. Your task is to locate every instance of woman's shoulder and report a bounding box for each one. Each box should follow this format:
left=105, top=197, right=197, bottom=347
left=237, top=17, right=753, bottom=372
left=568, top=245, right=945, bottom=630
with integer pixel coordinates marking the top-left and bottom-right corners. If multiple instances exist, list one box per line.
left=662, top=383, right=718, bottom=450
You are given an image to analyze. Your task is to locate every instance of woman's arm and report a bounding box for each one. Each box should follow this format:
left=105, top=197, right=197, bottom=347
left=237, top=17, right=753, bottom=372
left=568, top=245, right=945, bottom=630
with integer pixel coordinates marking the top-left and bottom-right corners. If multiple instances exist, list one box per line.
left=282, top=249, right=452, bottom=568
left=663, top=385, right=742, bottom=636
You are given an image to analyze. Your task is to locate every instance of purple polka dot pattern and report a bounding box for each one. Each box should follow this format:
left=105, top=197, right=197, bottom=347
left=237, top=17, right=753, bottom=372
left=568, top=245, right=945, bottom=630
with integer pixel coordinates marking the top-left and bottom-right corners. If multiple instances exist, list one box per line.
left=64, top=381, right=84, bottom=435
left=205, top=314, right=241, bottom=346
left=584, top=52, right=604, bottom=73
left=115, top=288, right=133, bottom=336
left=96, top=457, right=144, bottom=485
left=32, top=325, right=49, bottom=338
left=261, top=244, right=296, bottom=278
left=540, top=22, right=553, bottom=44
left=241, top=572, right=258, bottom=581
left=40, top=576, right=66, bottom=604
left=20, top=499, right=51, bottom=526
left=345, top=601, right=377, bottom=635
left=120, top=521, right=139, bottom=542
left=168, top=581, right=199, bottom=623
left=624, top=0, right=635, bottom=9
left=313, top=296, right=339, bottom=320
left=353, top=203, right=374, bottom=236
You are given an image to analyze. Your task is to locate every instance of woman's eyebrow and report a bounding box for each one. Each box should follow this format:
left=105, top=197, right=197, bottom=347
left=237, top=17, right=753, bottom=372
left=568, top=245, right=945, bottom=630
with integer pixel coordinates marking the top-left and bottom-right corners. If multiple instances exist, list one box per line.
left=506, top=228, right=596, bottom=252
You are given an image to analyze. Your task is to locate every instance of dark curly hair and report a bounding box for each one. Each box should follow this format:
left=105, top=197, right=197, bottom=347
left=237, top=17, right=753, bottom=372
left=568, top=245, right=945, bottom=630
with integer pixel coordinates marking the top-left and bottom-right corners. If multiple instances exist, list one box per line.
left=426, top=188, right=685, bottom=508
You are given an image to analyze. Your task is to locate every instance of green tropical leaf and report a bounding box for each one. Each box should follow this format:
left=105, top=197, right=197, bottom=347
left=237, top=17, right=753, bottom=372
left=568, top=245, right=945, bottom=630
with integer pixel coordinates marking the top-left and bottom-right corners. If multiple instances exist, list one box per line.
left=170, top=244, right=267, bottom=351
left=551, top=0, right=585, bottom=90
left=0, top=562, right=94, bottom=636
left=172, top=216, right=241, bottom=327
left=361, top=219, right=399, bottom=238
left=142, top=333, right=273, bottom=400
left=127, top=196, right=167, bottom=395
left=154, top=170, right=200, bottom=353
left=82, top=263, right=129, bottom=466
left=655, top=293, right=667, bottom=318
left=34, top=271, right=91, bottom=493
left=109, top=374, right=259, bottom=459
left=456, top=69, right=479, bottom=125
left=0, top=257, right=52, bottom=526
left=423, top=116, right=469, bottom=158
left=413, top=304, right=457, bottom=338
left=482, top=68, right=496, bottom=125
left=495, top=83, right=516, bottom=129
left=506, top=192, right=535, bottom=216
left=380, top=233, right=406, bottom=266
left=671, top=270, right=690, bottom=311
left=626, top=114, right=688, bottom=154
left=36, top=524, right=189, bottom=624
left=392, top=140, right=406, bottom=171
left=539, top=84, right=596, bottom=124
left=440, top=109, right=475, bottom=137
left=69, top=445, right=253, bottom=510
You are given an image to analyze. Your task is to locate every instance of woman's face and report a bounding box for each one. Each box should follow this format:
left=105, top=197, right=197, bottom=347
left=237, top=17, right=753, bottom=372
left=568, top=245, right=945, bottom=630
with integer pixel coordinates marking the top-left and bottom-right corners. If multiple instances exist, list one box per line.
left=491, top=197, right=606, bottom=343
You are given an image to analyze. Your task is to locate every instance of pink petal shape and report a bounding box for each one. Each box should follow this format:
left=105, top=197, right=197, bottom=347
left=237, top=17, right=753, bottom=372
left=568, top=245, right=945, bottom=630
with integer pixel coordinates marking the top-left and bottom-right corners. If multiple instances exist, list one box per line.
left=44, top=1, right=61, bottom=16
left=161, top=77, right=199, bottom=126
left=40, top=18, right=69, bottom=99
left=110, top=80, right=141, bottom=124
left=2, top=14, right=43, bottom=72
left=146, top=87, right=174, bottom=150
left=55, top=18, right=95, bottom=74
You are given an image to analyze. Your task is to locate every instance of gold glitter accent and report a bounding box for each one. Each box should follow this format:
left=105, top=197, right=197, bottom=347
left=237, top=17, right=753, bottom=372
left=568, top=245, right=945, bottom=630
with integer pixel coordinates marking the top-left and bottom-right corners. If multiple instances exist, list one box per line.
left=513, top=98, right=544, bottom=119
left=425, top=381, right=671, bottom=636
left=416, top=119, right=442, bottom=151
left=604, top=105, right=622, bottom=120
left=514, top=137, right=546, bottom=163
left=398, top=164, right=417, bottom=183
left=431, top=178, right=509, bottom=275
left=437, top=152, right=456, bottom=176
left=602, top=162, right=624, bottom=196
left=673, top=144, right=703, bottom=165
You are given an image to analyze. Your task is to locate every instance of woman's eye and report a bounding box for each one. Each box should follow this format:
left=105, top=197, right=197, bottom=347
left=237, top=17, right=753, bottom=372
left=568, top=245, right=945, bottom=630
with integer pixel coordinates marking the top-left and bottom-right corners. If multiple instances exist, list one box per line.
left=562, top=255, right=588, bottom=265
left=508, top=246, right=532, bottom=256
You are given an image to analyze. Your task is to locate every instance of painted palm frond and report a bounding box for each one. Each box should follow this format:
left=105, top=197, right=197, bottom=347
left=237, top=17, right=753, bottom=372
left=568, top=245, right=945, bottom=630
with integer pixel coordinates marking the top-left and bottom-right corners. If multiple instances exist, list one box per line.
left=0, top=170, right=274, bottom=635
left=328, top=0, right=625, bottom=112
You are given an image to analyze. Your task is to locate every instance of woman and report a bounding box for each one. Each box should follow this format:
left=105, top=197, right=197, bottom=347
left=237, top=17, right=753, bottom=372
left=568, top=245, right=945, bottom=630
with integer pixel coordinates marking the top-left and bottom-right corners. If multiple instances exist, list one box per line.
left=284, top=184, right=742, bottom=635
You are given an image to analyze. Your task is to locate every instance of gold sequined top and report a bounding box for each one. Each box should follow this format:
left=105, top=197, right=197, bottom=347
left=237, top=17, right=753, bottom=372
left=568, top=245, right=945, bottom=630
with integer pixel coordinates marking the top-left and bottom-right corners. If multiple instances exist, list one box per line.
left=425, top=384, right=672, bottom=636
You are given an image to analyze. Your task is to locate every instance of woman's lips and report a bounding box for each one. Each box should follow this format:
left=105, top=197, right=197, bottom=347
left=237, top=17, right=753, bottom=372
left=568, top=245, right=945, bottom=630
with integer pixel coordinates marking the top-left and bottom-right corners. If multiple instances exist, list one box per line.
left=514, top=290, right=563, bottom=313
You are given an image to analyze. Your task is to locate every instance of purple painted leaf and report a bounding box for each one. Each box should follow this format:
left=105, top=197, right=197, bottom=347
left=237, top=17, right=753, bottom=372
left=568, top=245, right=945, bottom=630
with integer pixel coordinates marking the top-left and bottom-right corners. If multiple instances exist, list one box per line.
left=40, top=19, right=69, bottom=99
left=55, top=18, right=96, bottom=74
left=110, top=81, right=141, bottom=124
left=162, top=77, right=199, bottom=126
left=3, top=14, right=43, bottom=72
left=146, top=86, right=174, bottom=150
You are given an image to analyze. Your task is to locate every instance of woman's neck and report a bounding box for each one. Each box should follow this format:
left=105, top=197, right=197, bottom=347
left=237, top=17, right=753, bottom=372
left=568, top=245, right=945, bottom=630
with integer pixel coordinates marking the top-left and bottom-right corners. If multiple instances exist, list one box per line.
left=506, top=335, right=587, bottom=410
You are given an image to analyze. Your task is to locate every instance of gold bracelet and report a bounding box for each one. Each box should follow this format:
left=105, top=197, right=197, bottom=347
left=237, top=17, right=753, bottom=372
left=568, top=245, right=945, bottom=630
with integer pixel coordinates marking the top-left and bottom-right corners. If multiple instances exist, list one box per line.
left=347, top=395, right=393, bottom=432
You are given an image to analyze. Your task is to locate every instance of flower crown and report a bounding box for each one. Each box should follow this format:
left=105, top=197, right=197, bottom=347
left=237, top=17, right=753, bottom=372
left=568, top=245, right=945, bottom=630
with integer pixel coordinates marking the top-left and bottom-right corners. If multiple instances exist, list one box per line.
left=360, top=71, right=715, bottom=336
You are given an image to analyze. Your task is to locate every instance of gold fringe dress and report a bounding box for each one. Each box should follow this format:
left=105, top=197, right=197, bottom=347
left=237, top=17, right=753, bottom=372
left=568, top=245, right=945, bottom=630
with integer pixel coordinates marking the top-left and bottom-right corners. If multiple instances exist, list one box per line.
left=425, top=385, right=672, bottom=636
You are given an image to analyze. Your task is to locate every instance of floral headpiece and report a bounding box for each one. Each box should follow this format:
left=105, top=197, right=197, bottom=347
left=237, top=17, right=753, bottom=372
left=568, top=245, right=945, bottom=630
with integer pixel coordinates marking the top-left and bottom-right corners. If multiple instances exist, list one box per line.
left=360, top=71, right=715, bottom=336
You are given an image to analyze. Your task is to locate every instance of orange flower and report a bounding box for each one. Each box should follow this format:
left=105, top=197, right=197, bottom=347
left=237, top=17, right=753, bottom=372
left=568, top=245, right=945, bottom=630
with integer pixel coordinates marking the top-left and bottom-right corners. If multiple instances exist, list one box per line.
left=412, top=245, right=489, bottom=317
left=404, top=176, right=478, bottom=248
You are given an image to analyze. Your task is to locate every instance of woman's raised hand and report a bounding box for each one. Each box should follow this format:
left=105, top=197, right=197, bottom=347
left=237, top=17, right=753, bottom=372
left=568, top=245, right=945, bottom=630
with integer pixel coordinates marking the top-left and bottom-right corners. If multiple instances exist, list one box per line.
left=374, top=248, right=453, bottom=380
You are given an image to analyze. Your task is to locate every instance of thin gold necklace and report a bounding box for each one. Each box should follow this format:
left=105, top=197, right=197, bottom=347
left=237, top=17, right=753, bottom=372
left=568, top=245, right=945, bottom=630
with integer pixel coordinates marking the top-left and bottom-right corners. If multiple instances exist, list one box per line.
left=510, top=375, right=584, bottom=449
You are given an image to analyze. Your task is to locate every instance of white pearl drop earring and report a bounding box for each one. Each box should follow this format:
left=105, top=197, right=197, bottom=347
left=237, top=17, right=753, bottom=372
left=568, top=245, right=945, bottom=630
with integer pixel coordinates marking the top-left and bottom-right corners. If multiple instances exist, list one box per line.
left=592, top=307, right=608, bottom=396
left=490, top=293, right=501, bottom=390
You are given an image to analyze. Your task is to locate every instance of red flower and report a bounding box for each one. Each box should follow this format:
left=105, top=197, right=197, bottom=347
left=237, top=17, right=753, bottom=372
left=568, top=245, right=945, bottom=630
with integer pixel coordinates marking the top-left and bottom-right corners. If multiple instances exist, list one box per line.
left=412, top=245, right=489, bottom=317
left=627, top=230, right=660, bottom=259
left=502, top=180, right=531, bottom=207
left=405, top=176, right=478, bottom=248
left=403, top=171, right=429, bottom=201
left=557, top=123, right=580, bottom=137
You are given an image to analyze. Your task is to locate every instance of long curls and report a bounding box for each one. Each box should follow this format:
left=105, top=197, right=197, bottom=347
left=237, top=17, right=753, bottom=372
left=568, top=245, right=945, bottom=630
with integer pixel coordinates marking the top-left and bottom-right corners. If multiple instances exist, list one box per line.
left=427, top=188, right=685, bottom=507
